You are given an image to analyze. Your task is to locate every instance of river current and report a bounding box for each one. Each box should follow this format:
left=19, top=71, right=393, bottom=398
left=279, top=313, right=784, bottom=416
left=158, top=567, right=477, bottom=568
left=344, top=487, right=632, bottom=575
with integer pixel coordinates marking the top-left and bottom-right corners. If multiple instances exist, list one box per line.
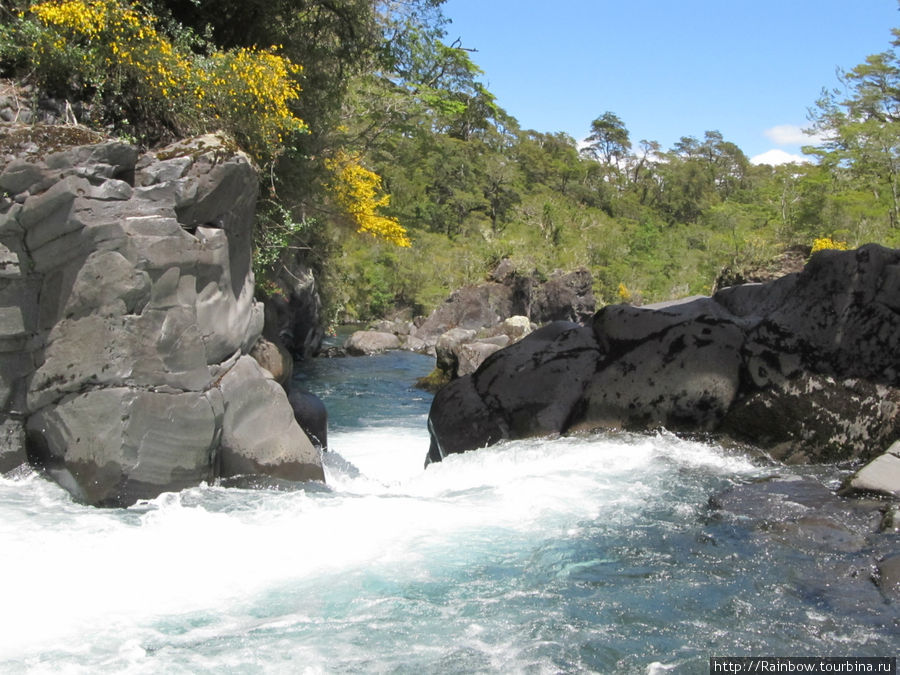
left=1, top=349, right=897, bottom=673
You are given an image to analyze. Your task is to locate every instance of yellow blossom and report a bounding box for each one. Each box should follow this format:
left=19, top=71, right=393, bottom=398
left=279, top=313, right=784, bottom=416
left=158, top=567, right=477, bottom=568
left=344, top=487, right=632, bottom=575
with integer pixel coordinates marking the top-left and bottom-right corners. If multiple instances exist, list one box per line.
left=810, top=237, right=850, bottom=254
left=325, top=151, right=411, bottom=247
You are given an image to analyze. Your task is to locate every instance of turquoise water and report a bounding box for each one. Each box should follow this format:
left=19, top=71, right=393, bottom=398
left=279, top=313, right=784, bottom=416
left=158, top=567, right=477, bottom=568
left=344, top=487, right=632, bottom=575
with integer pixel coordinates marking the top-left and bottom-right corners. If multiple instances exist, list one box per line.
left=0, top=350, right=897, bottom=673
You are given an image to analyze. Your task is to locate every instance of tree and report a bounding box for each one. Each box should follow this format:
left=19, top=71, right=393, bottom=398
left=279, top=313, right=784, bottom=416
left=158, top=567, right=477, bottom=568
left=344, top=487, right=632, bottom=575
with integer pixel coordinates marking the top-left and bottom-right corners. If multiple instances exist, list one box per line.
left=583, top=111, right=631, bottom=168
left=807, top=29, right=900, bottom=229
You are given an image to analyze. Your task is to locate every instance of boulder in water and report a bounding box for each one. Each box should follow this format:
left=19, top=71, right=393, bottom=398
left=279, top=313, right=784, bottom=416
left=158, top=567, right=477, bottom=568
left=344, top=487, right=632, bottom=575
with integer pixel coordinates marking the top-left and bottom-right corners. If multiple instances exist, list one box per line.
left=842, top=441, right=900, bottom=498
left=217, top=356, right=323, bottom=483
left=0, top=129, right=324, bottom=504
left=427, top=245, right=900, bottom=466
left=288, top=387, right=328, bottom=451
left=344, top=330, right=401, bottom=356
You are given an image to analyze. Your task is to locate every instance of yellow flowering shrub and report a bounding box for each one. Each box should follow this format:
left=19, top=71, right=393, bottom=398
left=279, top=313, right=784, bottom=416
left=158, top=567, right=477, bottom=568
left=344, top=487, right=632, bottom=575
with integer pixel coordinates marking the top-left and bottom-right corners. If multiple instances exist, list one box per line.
left=616, top=282, right=632, bottom=303
left=21, top=0, right=305, bottom=162
left=325, top=151, right=411, bottom=247
left=810, top=237, right=850, bottom=254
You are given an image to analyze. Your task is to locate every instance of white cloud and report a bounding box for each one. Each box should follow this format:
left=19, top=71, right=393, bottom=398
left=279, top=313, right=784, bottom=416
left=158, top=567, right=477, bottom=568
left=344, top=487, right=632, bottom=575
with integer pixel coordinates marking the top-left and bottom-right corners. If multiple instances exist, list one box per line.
left=763, top=124, right=827, bottom=147
left=750, top=149, right=810, bottom=166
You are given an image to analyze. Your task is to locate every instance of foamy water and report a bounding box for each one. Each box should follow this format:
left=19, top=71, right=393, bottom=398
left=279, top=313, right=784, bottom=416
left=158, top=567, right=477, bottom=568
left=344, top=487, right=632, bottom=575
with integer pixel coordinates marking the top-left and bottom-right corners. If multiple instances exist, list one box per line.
left=1, top=351, right=897, bottom=673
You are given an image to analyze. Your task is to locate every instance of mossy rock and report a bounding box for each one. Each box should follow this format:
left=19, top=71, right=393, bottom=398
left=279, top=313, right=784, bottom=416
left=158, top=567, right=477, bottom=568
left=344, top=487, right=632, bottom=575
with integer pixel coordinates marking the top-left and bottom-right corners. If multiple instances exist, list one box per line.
left=0, top=123, right=103, bottom=163
left=415, top=367, right=451, bottom=393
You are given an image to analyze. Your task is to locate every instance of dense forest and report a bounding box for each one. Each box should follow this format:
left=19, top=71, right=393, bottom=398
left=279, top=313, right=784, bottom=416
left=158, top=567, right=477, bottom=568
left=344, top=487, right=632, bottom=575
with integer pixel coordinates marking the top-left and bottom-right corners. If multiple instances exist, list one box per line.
left=2, top=0, right=899, bottom=324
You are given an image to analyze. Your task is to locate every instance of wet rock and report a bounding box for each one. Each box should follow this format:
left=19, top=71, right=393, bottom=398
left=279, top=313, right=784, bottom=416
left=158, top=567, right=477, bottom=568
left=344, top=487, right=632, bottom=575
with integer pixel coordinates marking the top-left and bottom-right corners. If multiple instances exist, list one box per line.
left=288, top=387, right=328, bottom=451
left=0, top=417, right=25, bottom=474
left=708, top=475, right=882, bottom=553
left=843, top=441, right=900, bottom=498
left=876, top=554, right=900, bottom=601
left=25, top=387, right=219, bottom=507
left=426, top=246, right=900, bottom=465
left=218, top=356, right=323, bottom=483
left=426, top=375, right=506, bottom=464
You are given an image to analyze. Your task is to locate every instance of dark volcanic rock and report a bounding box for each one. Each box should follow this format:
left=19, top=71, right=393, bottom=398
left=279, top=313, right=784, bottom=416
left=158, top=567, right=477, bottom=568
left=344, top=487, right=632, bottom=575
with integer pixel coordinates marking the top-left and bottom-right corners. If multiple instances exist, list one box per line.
left=261, top=260, right=324, bottom=360
left=414, top=282, right=518, bottom=345
left=427, top=322, right=600, bottom=463
left=530, top=267, right=595, bottom=324
left=576, top=298, right=744, bottom=432
left=722, top=374, right=900, bottom=463
left=413, top=263, right=595, bottom=348
left=288, top=387, right=328, bottom=451
left=708, top=473, right=898, bottom=606
left=427, top=375, right=506, bottom=464
left=426, top=245, right=900, bottom=466
left=473, top=322, right=600, bottom=439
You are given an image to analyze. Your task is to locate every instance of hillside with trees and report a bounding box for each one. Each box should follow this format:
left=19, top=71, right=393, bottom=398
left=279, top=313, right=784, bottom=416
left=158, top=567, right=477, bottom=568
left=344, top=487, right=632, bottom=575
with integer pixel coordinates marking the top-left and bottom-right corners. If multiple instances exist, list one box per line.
left=2, top=0, right=899, bottom=326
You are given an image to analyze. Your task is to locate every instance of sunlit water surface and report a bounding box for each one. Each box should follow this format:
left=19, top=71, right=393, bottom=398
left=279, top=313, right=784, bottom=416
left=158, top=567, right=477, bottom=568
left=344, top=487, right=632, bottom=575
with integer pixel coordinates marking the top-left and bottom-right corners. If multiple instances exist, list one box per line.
left=1, top=350, right=897, bottom=673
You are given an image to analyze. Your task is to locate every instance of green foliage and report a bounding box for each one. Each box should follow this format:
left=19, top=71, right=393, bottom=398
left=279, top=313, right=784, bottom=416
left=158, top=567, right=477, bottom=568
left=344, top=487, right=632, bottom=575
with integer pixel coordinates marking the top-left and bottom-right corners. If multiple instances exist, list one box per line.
left=5, top=0, right=900, bottom=328
left=807, top=28, right=900, bottom=233
left=252, top=203, right=316, bottom=294
left=2, top=0, right=306, bottom=161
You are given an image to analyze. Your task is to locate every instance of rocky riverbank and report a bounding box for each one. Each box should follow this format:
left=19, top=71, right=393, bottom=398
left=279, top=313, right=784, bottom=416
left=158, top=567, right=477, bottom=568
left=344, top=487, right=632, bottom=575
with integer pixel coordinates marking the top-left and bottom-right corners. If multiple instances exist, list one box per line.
left=0, top=126, right=324, bottom=506
left=426, top=245, right=900, bottom=467
left=423, top=247, right=900, bottom=597
left=343, top=263, right=596, bottom=386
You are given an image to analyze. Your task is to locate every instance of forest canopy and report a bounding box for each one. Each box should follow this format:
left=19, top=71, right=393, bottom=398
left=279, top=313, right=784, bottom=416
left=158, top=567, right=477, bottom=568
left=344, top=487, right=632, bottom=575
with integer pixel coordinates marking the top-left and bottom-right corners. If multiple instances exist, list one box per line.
left=1, top=0, right=899, bottom=322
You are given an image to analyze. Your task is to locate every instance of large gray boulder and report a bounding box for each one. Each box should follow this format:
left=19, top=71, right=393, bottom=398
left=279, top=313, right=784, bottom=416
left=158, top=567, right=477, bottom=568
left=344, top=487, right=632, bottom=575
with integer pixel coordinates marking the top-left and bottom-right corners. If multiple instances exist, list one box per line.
left=344, top=330, right=401, bottom=355
left=0, top=127, right=324, bottom=505
left=218, top=356, right=322, bottom=482
left=426, top=245, right=900, bottom=466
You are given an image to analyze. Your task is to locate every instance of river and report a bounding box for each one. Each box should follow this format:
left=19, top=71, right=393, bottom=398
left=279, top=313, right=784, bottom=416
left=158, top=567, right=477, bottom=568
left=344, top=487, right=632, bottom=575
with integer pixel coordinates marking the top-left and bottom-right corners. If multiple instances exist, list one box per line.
left=0, top=349, right=897, bottom=673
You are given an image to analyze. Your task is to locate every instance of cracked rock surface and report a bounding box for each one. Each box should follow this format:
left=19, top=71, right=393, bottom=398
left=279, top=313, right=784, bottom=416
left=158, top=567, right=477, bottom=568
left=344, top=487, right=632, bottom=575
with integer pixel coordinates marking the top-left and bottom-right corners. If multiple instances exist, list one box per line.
left=427, top=245, right=900, bottom=466
left=0, top=128, right=323, bottom=505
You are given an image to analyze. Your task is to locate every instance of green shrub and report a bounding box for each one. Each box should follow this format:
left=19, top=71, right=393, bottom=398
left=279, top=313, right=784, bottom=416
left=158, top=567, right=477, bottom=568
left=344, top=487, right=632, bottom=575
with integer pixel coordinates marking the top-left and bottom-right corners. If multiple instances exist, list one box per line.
left=5, top=0, right=306, bottom=162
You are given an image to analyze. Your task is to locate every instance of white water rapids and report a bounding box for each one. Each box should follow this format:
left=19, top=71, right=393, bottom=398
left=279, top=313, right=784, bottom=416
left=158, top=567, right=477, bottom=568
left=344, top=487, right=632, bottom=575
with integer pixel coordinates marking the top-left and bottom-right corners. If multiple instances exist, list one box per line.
left=0, top=351, right=896, bottom=673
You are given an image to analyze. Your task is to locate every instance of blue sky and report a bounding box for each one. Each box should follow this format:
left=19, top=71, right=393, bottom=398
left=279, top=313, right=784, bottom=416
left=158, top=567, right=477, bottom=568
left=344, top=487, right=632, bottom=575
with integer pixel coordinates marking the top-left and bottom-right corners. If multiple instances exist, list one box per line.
left=440, top=0, right=899, bottom=164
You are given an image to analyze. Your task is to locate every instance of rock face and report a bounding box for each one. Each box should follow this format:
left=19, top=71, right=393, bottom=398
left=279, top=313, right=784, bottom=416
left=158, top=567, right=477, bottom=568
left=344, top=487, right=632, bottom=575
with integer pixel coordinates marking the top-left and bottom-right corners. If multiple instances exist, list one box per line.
left=426, top=245, right=900, bottom=466
left=413, top=265, right=595, bottom=348
left=0, top=127, right=324, bottom=505
left=262, top=259, right=324, bottom=360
